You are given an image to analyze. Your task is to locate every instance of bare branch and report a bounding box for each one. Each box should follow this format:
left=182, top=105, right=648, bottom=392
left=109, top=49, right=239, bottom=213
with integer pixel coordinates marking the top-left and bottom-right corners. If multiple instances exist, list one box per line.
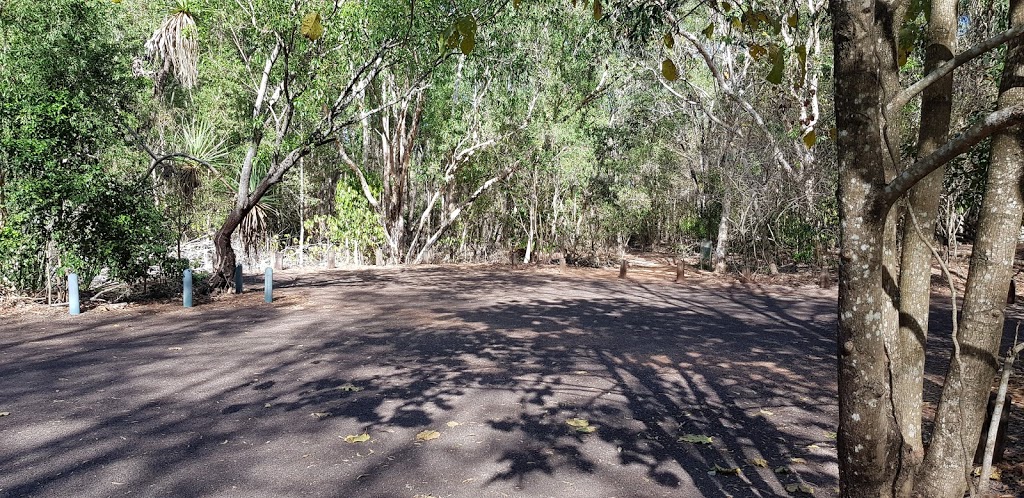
left=413, top=159, right=523, bottom=264
left=979, top=327, right=1024, bottom=495
left=336, top=142, right=380, bottom=210
left=253, top=40, right=282, bottom=119
left=882, top=104, right=1024, bottom=207
left=677, top=30, right=794, bottom=174
left=888, top=24, right=1024, bottom=113
left=650, top=67, right=741, bottom=135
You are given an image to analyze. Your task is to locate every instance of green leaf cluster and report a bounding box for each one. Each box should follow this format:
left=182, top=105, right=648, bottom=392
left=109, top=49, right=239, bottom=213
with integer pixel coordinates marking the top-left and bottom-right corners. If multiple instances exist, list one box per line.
left=0, top=0, right=175, bottom=293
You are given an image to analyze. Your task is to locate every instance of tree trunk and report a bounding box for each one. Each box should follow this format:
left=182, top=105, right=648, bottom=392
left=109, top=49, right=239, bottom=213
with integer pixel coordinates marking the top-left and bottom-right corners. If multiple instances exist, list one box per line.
left=832, top=0, right=903, bottom=494
left=915, top=2, right=1024, bottom=494
left=713, top=197, right=730, bottom=273
left=892, top=0, right=957, bottom=493
left=368, top=82, right=423, bottom=263
left=211, top=208, right=245, bottom=290
left=298, top=157, right=305, bottom=267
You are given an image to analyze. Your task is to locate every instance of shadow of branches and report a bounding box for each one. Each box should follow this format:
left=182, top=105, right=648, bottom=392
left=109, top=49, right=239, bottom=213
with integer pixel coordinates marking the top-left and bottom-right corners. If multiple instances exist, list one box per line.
left=0, top=267, right=846, bottom=497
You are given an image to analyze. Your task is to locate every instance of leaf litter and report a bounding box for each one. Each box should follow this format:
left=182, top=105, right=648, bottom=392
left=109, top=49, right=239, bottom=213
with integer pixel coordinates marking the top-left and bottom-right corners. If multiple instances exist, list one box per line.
left=343, top=433, right=370, bottom=443
left=565, top=418, right=597, bottom=433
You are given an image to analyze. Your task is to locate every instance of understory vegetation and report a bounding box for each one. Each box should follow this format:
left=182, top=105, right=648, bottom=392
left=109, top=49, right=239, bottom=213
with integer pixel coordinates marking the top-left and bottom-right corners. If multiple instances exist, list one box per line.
left=1, top=0, right=851, bottom=298
left=3, top=1, right=1024, bottom=496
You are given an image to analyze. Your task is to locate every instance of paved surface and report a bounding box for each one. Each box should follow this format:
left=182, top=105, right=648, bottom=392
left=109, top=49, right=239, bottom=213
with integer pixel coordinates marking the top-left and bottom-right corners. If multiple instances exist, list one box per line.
left=2, top=266, right=845, bottom=497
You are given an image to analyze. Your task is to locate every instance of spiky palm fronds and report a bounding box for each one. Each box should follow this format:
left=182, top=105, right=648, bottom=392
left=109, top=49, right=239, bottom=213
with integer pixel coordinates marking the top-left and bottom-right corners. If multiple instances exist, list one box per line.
left=145, top=4, right=198, bottom=89
left=165, top=117, right=227, bottom=201
left=179, top=118, right=229, bottom=167
left=240, top=202, right=275, bottom=258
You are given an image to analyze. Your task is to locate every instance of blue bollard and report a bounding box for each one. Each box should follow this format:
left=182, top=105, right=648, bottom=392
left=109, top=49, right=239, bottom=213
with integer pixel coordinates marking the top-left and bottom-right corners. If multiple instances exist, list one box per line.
left=68, top=273, right=80, bottom=315
left=264, top=267, right=273, bottom=303
left=183, top=269, right=193, bottom=308
left=234, top=264, right=243, bottom=294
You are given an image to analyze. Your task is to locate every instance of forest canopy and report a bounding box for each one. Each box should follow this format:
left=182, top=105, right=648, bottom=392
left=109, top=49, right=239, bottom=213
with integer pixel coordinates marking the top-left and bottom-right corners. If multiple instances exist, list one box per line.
left=0, top=0, right=839, bottom=296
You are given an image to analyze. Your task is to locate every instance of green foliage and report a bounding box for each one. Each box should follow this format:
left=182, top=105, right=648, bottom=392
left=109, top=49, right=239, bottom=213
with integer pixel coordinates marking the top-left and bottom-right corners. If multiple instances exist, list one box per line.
left=0, top=0, right=839, bottom=287
left=0, top=169, right=177, bottom=290
left=310, top=178, right=384, bottom=254
left=679, top=204, right=721, bottom=241
left=0, top=0, right=175, bottom=293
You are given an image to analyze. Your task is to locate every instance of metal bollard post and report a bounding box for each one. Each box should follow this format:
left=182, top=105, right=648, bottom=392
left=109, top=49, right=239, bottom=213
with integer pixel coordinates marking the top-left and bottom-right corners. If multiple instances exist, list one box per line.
left=234, top=264, right=243, bottom=294
left=68, top=273, right=80, bottom=315
left=264, top=267, right=273, bottom=303
left=183, top=269, right=193, bottom=308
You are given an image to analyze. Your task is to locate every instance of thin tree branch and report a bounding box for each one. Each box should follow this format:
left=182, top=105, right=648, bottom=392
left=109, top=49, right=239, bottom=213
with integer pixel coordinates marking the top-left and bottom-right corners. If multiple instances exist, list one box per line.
left=882, top=104, right=1024, bottom=207
left=413, top=159, right=523, bottom=264
left=650, top=67, right=741, bottom=135
left=979, top=327, right=1024, bottom=495
left=336, top=141, right=380, bottom=210
left=888, top=24, right=1024, bottom=113
left=120, top=123, right=225, bottom=188
left=677, top=30, right=794, bottom=174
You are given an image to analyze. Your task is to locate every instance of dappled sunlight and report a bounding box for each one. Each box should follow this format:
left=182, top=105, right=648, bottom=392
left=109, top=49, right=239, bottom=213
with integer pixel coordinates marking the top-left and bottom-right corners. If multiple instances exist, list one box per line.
left=1, top=267, right=845, bottom=497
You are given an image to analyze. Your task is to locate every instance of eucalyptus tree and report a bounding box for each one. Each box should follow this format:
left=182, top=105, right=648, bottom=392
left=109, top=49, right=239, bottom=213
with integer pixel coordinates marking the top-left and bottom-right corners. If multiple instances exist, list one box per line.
left=335, top=1, right=619, bottom=264
left=493, top=2, right=626, bottom=262
left=332, top=1, right=508, bottom=264
left=644, top=0, right=834, bottom=273
left=151, top=0, right=417, bottom=288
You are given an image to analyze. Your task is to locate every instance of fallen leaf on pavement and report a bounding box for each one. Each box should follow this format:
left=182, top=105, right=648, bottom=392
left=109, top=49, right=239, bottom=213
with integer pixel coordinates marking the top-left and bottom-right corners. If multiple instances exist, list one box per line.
left=566, top=418, right=590, bottom=428
left=566, top=418, right=597, bottom=433
left=678, top=434, right=713, bottom=444
left=344, top=433, right=371, bottom=443
left=416, top=430, right=440, bottom=441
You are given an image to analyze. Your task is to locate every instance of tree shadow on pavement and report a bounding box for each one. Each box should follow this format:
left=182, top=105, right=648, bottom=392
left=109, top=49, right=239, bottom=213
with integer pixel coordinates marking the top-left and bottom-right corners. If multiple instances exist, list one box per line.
left=1, top=267, right=839, bottom=498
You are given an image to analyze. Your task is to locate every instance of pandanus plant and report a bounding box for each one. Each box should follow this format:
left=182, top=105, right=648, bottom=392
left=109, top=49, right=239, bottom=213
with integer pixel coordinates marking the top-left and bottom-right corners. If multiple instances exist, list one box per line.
left=145, top=0, right=199, bottom=89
